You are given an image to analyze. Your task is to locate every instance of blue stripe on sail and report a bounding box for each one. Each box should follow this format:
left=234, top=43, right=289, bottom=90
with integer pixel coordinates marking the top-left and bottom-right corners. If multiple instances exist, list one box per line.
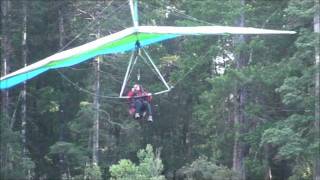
left=0, top=68, right=48, bottom=89
left=0, top=34, right=179, bottom=89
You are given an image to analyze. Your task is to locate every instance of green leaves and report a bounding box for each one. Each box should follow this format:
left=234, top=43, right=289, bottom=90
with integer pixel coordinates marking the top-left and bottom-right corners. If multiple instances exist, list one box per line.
left=277, top=76, right=304, bottom=106
left=262, top=127, right=297, bottom=145
left=286, top=0, right=314, bottom=28
left=278, top=141, right=304, bottom=159
left=110, top=159, right=139, bottom=180
left=109, top=144, right=165, bottom=180
left=137, top=144, right=164, bottom=178
left=47, top=141, right=89, bottom=177
left=261, top=126, right=309, bottom=160
left=83, top=164, right=103, bottom=180
left=176, top=156, right=236, bottom=180
left=48, top=141, right=88, bottom=163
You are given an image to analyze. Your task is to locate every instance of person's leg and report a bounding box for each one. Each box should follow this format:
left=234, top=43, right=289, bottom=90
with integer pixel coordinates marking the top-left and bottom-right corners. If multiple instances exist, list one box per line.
left=141, top=104, right=147, bottom=117
left=135, top=100, right=142, bottom=112
left=146, top=102, right=152, bottom=116
left=134, top=100, right=143, bottom=118
left=129, top=103, right=135, bottom=115
left=143, top=101, right=153, bottom=122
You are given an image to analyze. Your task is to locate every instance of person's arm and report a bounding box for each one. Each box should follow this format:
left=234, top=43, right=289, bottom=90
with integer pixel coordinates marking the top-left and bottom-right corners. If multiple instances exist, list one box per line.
left=127, top=90, right=134, bottom=102
left=145, top=91, right=152, bottom=102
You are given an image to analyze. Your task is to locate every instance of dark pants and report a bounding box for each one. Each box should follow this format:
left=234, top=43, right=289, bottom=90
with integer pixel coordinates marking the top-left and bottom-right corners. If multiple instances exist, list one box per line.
left=134, top=100, right=152, bottom=116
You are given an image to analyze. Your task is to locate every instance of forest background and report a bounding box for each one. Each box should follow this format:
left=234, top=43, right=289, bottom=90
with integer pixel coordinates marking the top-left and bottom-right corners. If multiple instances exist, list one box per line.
left=1, top=0, right=319, bottom=179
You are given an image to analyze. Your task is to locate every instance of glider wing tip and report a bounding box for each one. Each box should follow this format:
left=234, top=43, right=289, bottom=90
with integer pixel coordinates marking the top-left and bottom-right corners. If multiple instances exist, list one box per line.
left=287, top=30, right=296, bottom=34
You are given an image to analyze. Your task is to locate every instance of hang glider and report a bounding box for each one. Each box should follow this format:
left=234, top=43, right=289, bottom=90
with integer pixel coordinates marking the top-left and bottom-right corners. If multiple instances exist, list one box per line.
left=0, top=0, right=295, bottom=90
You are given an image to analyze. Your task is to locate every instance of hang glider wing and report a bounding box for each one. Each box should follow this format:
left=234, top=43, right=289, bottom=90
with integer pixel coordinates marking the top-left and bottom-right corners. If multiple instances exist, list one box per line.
left=138, top=26, right=296, bottom=35
left=0, top=26, right=295, bottom=89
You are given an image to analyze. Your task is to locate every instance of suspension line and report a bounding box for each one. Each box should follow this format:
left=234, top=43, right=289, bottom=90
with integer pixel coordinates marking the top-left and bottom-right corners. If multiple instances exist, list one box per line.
left=141, top=47, right=171, bottom=90
left=119, top=51, right=136, bottom=97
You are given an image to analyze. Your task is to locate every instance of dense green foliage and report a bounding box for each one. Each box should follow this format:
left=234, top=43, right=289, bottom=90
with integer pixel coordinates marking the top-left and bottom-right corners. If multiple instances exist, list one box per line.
left=109, top=144, right=165, bottom=180
left=175, top=156, right=236, bottom=180
left=0, top=0, right=318, bottom=179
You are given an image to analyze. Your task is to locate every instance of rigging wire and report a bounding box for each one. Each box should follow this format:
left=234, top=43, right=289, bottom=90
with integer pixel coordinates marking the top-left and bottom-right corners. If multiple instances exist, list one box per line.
left=9, top=91, right=23, bottom=128
left=139, top=52, right=165, bottom=83
left=5, top=2, right=127, bottom=129
left=124, top=48, right=165, bottom=86
left=172, top=51, right=213, bottom=88
left=126, top=54, right=139, bottom=86
left=139, top=1, right=216, bottom=26
left=54, top=1, right=131, bottom=99
left=56, top=70, right=128, bottom=99
left=98, top=107, right=135, bottom=130
left=57, top=48, right=213, bottom=99
left=58, top=1, right=129, bottom=52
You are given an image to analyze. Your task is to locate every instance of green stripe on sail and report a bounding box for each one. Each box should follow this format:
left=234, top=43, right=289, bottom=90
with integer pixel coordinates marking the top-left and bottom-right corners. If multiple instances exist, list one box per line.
left=45, top=33, right=165, bottom=68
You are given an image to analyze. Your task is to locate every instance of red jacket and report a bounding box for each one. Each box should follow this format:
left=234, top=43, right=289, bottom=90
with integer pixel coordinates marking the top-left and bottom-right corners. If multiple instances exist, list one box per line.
left=127, top=89, right=152, bottom=103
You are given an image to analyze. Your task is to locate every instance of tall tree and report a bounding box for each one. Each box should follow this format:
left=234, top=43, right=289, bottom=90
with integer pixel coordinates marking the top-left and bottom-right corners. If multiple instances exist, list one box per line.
left=58, top=1, right=68, bottom=179
left=58, top=3, right=65, bottom=49
left=1, top=1, right=11, bottom=124
left=21, top=0, right=31, bottom=178
left=1, top=1, right=12, bottom=179
left=92, top=28, right=101, bottom=166
left=232, top=0, right=248, bottom=179
left=21, top=0, right=27, bottom=154
left=314, top=0, right=320, bottom=179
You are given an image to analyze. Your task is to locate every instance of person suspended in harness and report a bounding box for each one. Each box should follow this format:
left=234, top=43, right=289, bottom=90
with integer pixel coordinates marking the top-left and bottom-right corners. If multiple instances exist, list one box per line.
left=127, top=84, right=153, bottom=122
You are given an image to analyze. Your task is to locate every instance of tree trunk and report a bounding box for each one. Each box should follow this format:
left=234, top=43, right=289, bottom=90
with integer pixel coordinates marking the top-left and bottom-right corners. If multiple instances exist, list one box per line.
left=58, top=5, right=65, bottom=49
left=21, top=0, right=30, bottom=179
left=314, top=0, right=320, bottom=179
left=58, top=2, right=67, bottom=179
left=21, top=0, right=27, bottom=154
left=264, top=145, right=272, bottom=180
left=1, top=1, right=11, bottom=179
left=232, top=0, right=247, bottom=179
left=92, top=29, right=101, bottom=166
left=183, top=98, right=193, bottom=160
left=1, top=0, right=11, bottom=123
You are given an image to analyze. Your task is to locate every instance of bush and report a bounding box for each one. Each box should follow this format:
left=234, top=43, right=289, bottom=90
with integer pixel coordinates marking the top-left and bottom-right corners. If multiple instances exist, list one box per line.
left=176, top=156, right=236, bottom=180
left=84, top=163, right=102, bottom=180
left=109, top=144, right=165, bottom=180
